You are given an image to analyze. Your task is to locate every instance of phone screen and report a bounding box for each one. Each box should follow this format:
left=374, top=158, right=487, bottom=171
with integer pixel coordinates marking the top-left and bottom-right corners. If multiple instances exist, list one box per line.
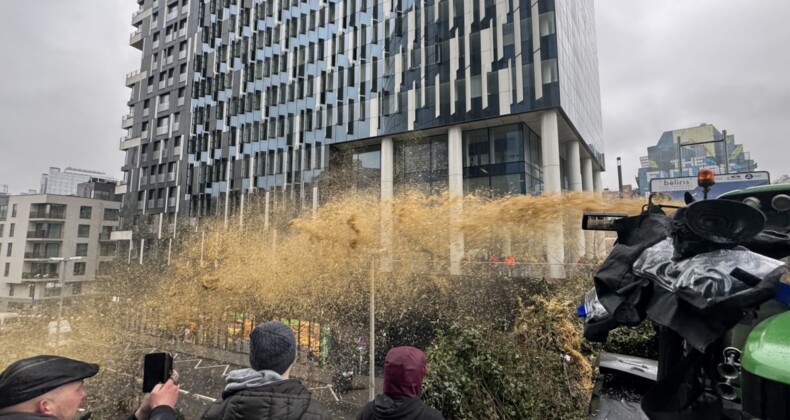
left=142, top=352, right=173, bottom=393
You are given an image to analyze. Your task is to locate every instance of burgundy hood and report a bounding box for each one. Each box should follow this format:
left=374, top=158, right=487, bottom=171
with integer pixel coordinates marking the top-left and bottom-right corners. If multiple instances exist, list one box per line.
left=383, top=346, right=427, bottom=400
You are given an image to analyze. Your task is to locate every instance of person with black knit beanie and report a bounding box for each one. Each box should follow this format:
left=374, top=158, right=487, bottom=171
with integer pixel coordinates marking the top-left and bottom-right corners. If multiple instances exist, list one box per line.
left=201, top=321, right=330, bottom=420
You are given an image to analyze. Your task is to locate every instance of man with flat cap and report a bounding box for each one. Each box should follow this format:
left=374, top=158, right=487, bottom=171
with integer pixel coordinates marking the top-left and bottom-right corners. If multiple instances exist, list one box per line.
left=0, top=355, right=178, bottom=420
left=202, top=320, right=331, bottom=420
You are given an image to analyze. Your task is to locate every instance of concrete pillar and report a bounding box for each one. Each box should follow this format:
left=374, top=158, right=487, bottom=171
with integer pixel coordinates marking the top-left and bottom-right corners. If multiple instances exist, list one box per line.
left=566, top=141, right=584, bottom=264
left=380, top=137, right=394, bottom=272
left=540, top=110, right=565, bottom=278
left=582, top=157, right=594, bottom=259
left=312, top=185, right=319, bottom=218
left=593, top=169, right=603, bottom=193
left=582, top=158, right=594, bottom=193
left=448, top=126, right=464, bottom=275
left=567, top=141, right=583, bottom=192
left=264, top=190, right=270, bottom=230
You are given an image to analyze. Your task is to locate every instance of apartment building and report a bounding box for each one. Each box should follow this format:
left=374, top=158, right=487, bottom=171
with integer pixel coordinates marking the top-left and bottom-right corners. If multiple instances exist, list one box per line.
left=0, top=194, right=120, bottom=310
left=119, top=0, right=605, bottom=270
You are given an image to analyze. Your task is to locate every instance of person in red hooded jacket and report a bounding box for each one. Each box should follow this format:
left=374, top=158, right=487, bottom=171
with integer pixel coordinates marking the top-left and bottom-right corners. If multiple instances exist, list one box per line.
left=356, top=346, right=444, bottom=420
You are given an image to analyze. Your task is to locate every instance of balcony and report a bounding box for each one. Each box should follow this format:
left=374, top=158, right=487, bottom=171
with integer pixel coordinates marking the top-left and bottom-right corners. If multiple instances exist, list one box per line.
left=158, top=101, right=170, bottom=112
left=119, top=135, right=141, bottom=151
left=121, top=114, right=134, bottom=129
left=115, top=182, right=128, bottom=195
left=24, top=252, right=60, bottom=260
left=156, top=125, right=169, bottom=136
left=178, top=27, right=187, bottom=38
left=143, top=107, right=150, bottom=117
left=126, top=69, right=147, bottom=87
left=179, top=73, right=187, bottom=83
left=27, top=231, right=64, bottom=240
left=152, top=40, right=160, bottom=50
left=130, top=29, right=143, bottom=49
left=131, top=7, right=152, bottom=26
left=158, top=79, right=166, bottom=89
left=28, top=211, right=65, bottom=220
left=172, top=122, right=180, bottom=132
left=166, top=11, right=178, bottom=22
left=22, top=272, right=60, bottom=281
left=177, top=97, right=185, bottom=106
left=178, top=50, right=187, bottom=60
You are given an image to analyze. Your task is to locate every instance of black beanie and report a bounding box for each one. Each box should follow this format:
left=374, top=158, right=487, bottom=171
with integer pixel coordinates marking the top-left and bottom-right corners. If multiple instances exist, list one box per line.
left=249, top=321, right=296, bottom=374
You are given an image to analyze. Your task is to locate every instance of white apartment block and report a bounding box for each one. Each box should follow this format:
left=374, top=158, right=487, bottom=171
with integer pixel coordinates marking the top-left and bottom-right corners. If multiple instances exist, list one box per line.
left=0, top=194, right=120, bottom=310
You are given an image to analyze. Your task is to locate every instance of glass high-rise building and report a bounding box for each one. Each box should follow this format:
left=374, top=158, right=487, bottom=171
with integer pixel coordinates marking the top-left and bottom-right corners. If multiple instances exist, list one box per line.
left=119, top=0, right=604, bottom=237
left=636, top=124, right=758, bottom=193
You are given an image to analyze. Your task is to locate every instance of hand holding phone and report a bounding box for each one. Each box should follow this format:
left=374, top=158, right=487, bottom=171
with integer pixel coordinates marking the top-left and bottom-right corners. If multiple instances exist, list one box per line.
left=142, top=352, right=173, bottom=393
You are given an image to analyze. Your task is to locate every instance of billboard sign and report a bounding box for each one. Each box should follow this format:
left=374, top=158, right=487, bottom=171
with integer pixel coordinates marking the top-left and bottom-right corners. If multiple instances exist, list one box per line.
left=650, top=171, right=770, bottom=201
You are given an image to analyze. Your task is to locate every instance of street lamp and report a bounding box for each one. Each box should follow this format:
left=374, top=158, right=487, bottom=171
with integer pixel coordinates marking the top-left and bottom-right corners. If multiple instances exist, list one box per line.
left=48, top=256, right=83, bottom=347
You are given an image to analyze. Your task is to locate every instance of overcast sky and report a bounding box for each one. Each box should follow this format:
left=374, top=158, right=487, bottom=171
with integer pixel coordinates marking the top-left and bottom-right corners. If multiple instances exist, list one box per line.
left=0, top=1, right=788, bottom=194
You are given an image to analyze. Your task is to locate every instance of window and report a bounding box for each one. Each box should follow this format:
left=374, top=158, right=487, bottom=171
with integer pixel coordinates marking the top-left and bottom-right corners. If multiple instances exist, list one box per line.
left=79, top=206, right=92, bottom=219
left=0, top=224, right=3, bottom=237
left=73, top=262, right=86, bottom=276
left=8, top=223, right=13, bottom=237
left=0, top=204, right=6, bottom=219
left=103, top=208, right=120, bottom=221
left=11, top=204, right=16, bottom=217
left=45, top=285, right=61, bottom=297
left=76, top=244, right=88, bottom=257
left=5, top=243, right=10, bottom=257
left=77, top=225, right=90, bottom=238
left=3, top=263, right=9, bottom=277
left=100, top=243, right=115, bottom=257
left=71, top=282, right=82, bottom=295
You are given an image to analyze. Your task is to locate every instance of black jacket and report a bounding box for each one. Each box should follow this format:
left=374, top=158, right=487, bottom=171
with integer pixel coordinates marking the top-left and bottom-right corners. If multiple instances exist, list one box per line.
left=201, top=379, right=330, bottom=420
left=0, top=413, right=56, bottom=419
left=356, top=394, right=444, bottom=420
left=124, top=405, right=178, bottom=420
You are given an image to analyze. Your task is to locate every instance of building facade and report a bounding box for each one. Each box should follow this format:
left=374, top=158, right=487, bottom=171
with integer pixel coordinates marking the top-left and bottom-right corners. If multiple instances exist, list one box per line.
left=40, top=167, right=117, bottom=196
left=119, top=0, right=604, bottom=268
left=0, top=195, right=120, bottom=310
left=636, top=124, right=758, bottom=193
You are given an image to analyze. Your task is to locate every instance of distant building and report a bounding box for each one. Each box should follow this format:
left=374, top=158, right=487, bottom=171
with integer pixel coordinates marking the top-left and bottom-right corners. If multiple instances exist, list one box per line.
left=636, top=124, right=757, bottom=193
left=0, top=194, right=121, bottom=310
left=40, top=167, right=117, bottom=196
left=775, top=174, right=790, bottom=184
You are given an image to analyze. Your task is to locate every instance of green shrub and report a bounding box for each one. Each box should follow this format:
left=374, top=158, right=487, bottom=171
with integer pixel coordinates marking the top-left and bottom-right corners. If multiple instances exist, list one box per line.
left=423, top=298, right=591, bottom=420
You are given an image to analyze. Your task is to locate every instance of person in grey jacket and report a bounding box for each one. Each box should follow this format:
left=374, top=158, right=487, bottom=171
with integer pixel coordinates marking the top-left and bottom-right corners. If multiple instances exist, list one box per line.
left=201, top=321, right=330, bottom=420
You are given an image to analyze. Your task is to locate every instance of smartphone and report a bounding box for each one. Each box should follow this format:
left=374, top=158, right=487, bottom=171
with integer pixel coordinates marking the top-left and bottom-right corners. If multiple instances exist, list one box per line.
left=142, top=352, right=173, bottom=393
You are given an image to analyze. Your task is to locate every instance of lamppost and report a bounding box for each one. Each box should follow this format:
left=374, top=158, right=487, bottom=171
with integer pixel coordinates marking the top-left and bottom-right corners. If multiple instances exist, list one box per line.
left=48, top=256, right=82, bottom=347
